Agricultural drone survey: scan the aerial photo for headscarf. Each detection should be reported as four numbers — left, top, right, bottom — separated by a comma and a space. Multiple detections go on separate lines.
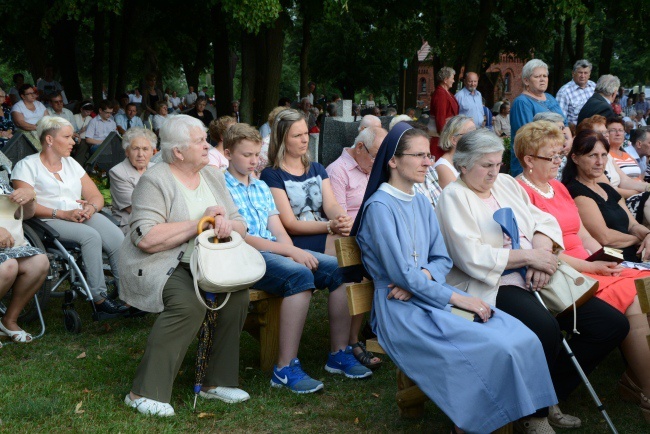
351, 121, 413, 236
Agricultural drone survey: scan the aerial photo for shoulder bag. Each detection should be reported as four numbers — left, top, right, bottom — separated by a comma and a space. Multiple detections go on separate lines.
0, 195, 25, 247
538, 260, 598, 333
190, 216, 266, 311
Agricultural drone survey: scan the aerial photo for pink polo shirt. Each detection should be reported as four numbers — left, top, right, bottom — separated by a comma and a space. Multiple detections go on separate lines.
325, 148, 369, 221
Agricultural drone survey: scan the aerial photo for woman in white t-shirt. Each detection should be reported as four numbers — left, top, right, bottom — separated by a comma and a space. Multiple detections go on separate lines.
12, 117, 128, 316
11, 84, 46, 148
435, 115, 475, 189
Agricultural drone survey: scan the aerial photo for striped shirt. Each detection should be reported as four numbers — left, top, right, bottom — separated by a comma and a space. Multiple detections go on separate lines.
555, 80, 595, 125
224, 170, 279, 241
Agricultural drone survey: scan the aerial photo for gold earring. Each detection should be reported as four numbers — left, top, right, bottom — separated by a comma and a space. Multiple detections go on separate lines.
529, 169, 532, 174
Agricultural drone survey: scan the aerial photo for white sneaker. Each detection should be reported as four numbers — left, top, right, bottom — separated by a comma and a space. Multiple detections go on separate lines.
124, 394, 175, 417
548, 405, 581, 428
199, 386, 250, 403
514, 417, 555, 434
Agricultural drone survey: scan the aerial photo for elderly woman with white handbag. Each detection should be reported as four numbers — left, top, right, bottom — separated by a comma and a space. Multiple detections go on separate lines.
0, 177, 50, 346
119, 115, 249, 417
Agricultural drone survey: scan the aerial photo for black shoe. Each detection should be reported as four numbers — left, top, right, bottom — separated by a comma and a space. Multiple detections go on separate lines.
95, 297, 128, 315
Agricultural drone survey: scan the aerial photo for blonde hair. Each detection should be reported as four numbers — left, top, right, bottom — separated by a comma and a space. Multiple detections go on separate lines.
439, 115, 472, 151
268, 109, 310, 170
209, 116, 236, 143
37, 116, 73, 144
514, 120, 564, 163
223, 123, 262, 152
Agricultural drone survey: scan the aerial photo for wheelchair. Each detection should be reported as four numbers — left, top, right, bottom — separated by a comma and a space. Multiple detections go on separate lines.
0, 131, 128, 334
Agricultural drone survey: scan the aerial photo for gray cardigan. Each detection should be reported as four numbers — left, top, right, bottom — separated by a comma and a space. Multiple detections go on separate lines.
118, 162, 246, 312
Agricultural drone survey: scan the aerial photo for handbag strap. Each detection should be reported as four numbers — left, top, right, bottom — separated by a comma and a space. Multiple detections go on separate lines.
190, 244, 230, 312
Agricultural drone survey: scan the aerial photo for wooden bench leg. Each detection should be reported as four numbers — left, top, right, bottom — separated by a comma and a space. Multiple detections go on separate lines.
492, 422, 514, 434
244, 297, 282, 371
396, 369, 427, 418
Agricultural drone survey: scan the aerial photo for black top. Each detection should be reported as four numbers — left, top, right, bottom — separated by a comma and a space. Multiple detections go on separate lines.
188, 108, 214, 128
566, 179, 637, 261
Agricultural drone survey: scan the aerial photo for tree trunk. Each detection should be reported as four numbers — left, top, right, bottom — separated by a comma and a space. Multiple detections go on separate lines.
182, 35, 208, 92
143, 43, 160, 88
463, 0, 494, 74
598, 37, 615, 75
212, 6, 234, 118
107, 13, 119, 100
575, 23, 585, 61
116, 0, 136, 96
92, 9, 106, 103
398, 54, 419, 113
254, 18, 285, 127
51, 19, 83, 102
240, 32, 257, 124
551, 20, 564, 94
299, 14, 312, 98
563, 18, 575, 65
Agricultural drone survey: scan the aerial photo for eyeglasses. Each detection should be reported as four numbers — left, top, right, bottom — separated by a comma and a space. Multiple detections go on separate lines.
397, 152, 434, 162
607, 128, 624, 134
530, 154, 563, 163
361, 144, 375, 161
23, 92, 36, 96
101, 110, 114, 115
51, 99, 63, 104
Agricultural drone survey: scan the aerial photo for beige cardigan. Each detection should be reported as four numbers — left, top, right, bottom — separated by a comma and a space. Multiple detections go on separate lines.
118, 162, 246, 312
435, 174, 563, 306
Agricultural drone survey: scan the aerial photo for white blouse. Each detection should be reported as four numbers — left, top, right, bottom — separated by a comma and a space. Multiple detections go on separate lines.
11, 100, 46, 126
12, 154, 86, 211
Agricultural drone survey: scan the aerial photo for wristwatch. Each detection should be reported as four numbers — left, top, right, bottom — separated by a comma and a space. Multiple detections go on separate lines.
52, 208, 58, 219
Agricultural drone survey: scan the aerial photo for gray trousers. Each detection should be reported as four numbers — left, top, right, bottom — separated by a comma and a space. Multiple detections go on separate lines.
131, 264, 249, 403
46, 212, 124, 301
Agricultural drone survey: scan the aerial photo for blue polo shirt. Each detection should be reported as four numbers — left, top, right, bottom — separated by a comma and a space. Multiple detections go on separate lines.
455, 87, 484, 127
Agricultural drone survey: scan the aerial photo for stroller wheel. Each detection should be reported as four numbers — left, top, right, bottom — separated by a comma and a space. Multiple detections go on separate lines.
64, 309, 82, 333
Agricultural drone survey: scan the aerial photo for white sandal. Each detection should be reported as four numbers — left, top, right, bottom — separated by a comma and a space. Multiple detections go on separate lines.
0, 321, 32, 343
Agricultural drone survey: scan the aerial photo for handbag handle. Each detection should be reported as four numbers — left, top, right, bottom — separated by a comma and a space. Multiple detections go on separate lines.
197, 216, 216, 239
190, 243, 230, 311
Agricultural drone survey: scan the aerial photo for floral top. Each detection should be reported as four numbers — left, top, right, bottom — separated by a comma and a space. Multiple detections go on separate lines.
0, 103, 14, 148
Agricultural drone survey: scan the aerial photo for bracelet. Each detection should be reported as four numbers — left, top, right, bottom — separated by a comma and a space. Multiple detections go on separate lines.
89, 203, 99, 213
52, 208, 58, 219
326, 220, 334, 235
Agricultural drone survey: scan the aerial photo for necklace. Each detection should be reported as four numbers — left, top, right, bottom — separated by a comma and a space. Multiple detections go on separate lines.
521, 174, 554, 199
391, 196, 418, 265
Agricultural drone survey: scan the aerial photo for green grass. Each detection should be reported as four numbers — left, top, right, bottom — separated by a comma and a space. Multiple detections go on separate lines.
0, 291, 645, 433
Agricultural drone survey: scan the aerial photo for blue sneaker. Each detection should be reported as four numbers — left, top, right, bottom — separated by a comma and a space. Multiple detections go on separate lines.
270, 358, 324, 394
325, 346, 373, 379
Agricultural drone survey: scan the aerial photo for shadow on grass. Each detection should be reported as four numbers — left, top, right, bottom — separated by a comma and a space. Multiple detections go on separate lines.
0, 290, 644, 433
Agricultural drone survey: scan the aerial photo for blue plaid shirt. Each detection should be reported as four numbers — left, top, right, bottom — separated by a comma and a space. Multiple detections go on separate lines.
225, 170, 278, 241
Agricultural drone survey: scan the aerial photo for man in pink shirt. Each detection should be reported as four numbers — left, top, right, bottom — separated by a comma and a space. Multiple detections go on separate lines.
326, 126, 387, 220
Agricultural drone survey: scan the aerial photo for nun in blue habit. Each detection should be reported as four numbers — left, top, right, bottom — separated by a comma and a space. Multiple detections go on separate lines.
353, 122, 557, 433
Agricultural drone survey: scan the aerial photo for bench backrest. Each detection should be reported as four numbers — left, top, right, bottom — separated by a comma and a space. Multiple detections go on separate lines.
84, 131, 125, 173
335, 236, 374, 316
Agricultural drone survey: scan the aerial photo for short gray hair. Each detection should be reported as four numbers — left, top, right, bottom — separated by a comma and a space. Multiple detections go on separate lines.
37, 115, 73, 144
573, 59, 592, 72
122, 127, 157, 151
439, 115, 472, 151
159, 115, 206, 163
358, 115, 381, 131
436, 67, 455, 83
533, 112, 565, 124
353, 126, 380, 151
522, 59, 548, 81
595, 75, 620, 96
453, 129, 504, 171
389, 115, 413, 131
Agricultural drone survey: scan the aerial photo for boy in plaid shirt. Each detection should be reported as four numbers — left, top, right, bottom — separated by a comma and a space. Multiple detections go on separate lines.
223, 124, 371, 395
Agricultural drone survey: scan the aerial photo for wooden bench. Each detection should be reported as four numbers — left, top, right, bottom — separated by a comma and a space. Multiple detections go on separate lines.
335, 237, 513, 433
244, 289, 281, 371
634, 278, 650, 349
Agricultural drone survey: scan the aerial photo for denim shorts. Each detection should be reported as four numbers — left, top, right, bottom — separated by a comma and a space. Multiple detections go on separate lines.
254, 250, 345, 297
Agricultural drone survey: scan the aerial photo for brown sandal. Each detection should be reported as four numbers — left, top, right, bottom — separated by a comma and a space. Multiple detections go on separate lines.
351, 341, 382, 370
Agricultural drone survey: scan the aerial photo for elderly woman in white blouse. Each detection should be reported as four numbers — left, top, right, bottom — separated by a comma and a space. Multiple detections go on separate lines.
12, 117, 127, 315
109, 128, 156, 233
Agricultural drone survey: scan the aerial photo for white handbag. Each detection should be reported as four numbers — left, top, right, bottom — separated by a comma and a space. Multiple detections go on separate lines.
190, 216, 266, 311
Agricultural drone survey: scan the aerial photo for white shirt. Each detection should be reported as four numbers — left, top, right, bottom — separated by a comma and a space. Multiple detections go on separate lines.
73, 114, 91, 138
169, 96, 181, 108
47, 107, 75, 125
11, 100, 47, 126
12, 154, 86, 211
129, 94, 143, 103
184, 92, 197, 106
